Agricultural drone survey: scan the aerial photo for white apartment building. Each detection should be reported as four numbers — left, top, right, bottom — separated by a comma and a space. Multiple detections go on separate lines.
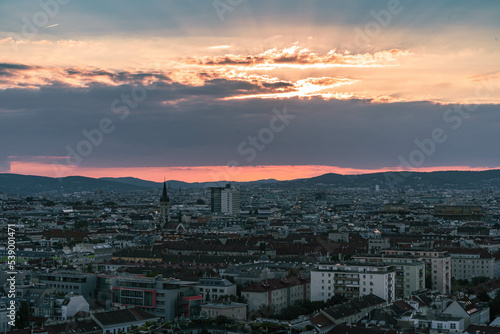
383, 250, 451, 294
353, 255, 425, 299
197, 278, 237, 302
221, 187, 240, 216
448, 248, 495, 281
310, 263, 395, 303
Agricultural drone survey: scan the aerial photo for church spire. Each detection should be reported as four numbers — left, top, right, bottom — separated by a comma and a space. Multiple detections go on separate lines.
160, 181, 169, 203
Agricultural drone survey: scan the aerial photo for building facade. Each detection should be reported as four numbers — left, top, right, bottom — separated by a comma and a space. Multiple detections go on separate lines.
241, 276, 310, 313
201, 302, 247, 320
353, 255, 425, 299
197, 278, 237, 302
448, 248, 495, 281
310, 263, 395, 303
211, 184, 240, 216
108, 274, 202, 321
368, 238, 391, 254
37, 271, 97, 301
383, 250, 451, 294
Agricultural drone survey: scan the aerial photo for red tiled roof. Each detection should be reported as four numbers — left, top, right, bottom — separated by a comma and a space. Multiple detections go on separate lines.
447, 248, 494, 258
310, 313, 334, 329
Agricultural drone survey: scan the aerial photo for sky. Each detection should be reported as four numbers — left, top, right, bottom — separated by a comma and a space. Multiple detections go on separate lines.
1, 0, 500, 182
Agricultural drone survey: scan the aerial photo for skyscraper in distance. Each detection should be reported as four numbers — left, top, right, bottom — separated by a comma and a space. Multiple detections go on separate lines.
210, 184, 240, 216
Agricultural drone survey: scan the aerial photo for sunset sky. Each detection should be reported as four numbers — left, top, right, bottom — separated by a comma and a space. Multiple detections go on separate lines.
1, 0, 500, 182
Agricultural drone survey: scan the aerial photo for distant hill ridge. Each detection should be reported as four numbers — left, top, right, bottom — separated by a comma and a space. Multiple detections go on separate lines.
1, 169, 500, 194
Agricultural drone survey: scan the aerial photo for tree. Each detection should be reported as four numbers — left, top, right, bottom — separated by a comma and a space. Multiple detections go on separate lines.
489, 291, 500, 319
472, 276, 489, 286
74, 220, 88, 230
275, 300, 326, 320
214, 315, 230, 326
326, 294, 347, 307
256, 304, 274, 318
14, 301, 30, 329
259, 242, 266, 253
479, 291, 491, 302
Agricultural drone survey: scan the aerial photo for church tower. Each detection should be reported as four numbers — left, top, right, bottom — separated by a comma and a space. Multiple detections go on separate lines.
159, 181, 171, 225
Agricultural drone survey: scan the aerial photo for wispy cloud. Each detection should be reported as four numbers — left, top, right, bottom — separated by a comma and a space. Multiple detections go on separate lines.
208, 45, 232, 49
186, 46, 411, 68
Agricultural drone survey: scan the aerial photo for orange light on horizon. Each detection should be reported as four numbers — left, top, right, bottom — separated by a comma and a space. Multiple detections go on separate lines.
5, 161, 499, 183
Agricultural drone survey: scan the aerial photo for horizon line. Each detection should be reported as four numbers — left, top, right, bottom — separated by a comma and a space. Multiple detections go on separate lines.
3, 164, 500, 183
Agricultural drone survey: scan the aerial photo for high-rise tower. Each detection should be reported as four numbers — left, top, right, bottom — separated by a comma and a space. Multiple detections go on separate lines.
210, 184, 240, 216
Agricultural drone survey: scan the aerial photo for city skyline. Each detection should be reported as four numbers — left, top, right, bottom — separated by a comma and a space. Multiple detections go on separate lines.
1, 0, 500, 182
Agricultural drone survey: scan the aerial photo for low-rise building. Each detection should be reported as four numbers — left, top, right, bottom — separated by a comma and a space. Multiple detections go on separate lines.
91, 308, 160, 334
368, 238, 391, 254
201, 302, 247, 320
442, 297, 490, 327
109, 274, 202, 320
60, 294, 90, 321
74, 243, 114, 262
36, 271, 97, 301
0, 298, 12, 333
241, 275, 310, 313
197, 277, 237, 302
310, 294, 386, 333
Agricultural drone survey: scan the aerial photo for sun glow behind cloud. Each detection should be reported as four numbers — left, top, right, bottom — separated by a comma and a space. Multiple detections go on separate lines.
0, 38, 498, 103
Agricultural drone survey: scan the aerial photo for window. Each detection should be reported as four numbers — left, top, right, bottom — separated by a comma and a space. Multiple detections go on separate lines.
450, 323, 456, 329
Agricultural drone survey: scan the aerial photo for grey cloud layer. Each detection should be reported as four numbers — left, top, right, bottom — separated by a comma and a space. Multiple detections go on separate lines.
1, 78, 500, 171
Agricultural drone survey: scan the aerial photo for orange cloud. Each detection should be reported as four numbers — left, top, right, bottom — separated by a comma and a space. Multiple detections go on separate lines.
223, 76, 356, 100
186, 45, 410, 68
0, 64, 168, 90
1, 40, 498, 104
